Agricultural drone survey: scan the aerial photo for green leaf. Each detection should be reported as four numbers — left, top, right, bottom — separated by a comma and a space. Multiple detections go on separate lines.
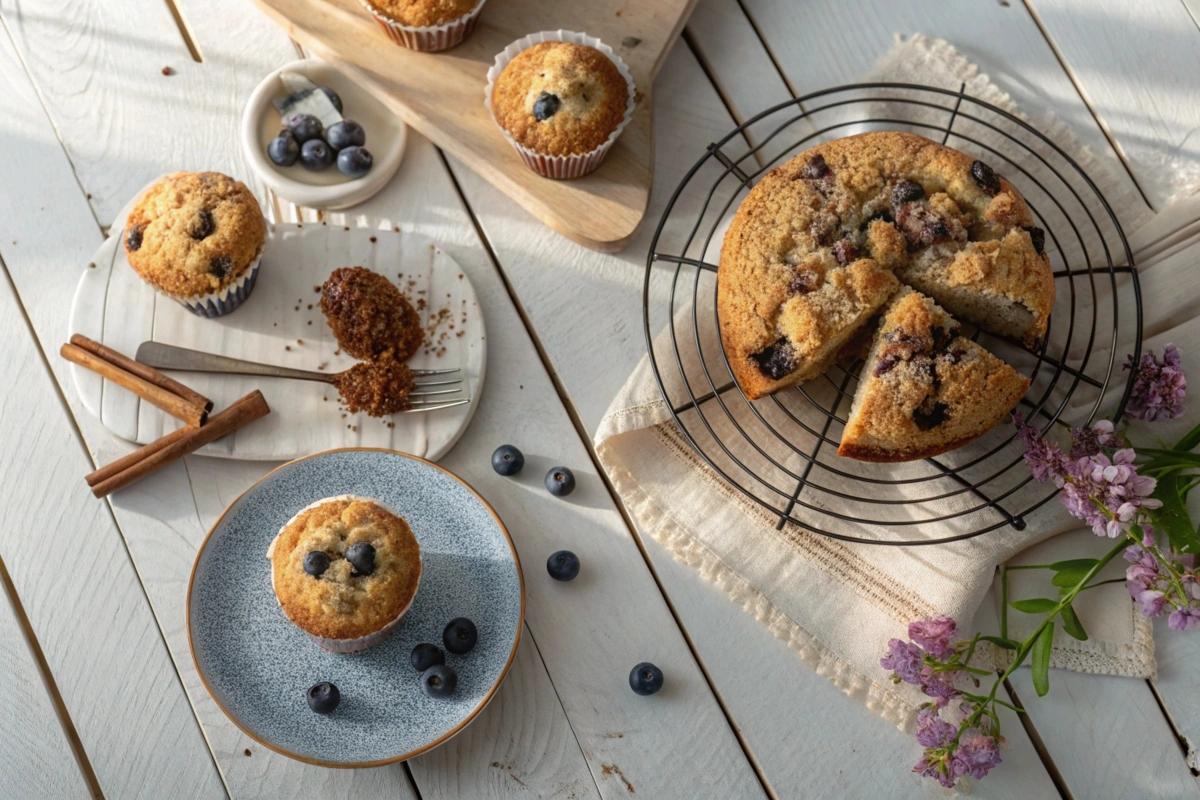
1060, 604, 1088, 641
1050, 558, 1100, 588
979, 635, 1020, 650
1172, 422, 1200, 453
1151, 473, 1200, 554
1011, 598, 1058, 614
1031, 623, 1054, 696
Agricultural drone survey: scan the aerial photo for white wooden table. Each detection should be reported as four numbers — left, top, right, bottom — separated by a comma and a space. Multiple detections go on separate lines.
3, 0, 1200, 797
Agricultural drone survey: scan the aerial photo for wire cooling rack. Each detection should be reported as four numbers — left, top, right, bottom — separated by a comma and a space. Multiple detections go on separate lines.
642, 82, 1142, 546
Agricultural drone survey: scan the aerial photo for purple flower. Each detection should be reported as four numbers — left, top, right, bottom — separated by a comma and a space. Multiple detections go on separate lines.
950, 731, 1003, 781
915, 708, 957, 748
1061, 449, 1160, 538
1136, 589, 1168, 617
1013, 413, 1067, 484
913, 751, 956, 789
908, 616, 958, 658
1069, 419, 1124, 459
918, 667, 961, 707
1125, 343, 1186, 421
1168, 607, 1200, 631
881, 638, 924, 685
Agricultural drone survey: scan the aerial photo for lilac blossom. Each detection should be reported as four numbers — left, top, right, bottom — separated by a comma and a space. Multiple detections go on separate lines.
1125, 343, 1186, 421
915, 708, 956, 748
1169, 607, 1200, 631
1069, 419, 1124, 459
1013, 412, 1067, 484
880, 639, 924, 685
908, 616, 957, 658
950, 731, 1003, 781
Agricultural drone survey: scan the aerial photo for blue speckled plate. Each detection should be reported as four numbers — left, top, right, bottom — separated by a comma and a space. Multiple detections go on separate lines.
188, 449, 524, 767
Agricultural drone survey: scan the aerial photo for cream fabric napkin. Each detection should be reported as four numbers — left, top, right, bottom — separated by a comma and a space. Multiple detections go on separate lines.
595, 35, 1179, 726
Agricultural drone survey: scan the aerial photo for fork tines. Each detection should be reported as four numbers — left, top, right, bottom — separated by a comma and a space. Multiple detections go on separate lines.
405, 397, 470, 413
406, 368, 466, 412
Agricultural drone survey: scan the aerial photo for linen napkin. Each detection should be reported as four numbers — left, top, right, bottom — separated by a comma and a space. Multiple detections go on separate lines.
595, 35, 1176, 726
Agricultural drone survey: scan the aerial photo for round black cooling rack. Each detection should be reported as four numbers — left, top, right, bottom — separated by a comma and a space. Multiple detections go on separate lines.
643, 82, 1142, 546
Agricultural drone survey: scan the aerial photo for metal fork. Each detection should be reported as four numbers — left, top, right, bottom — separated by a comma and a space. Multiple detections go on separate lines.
136, 342, 469, 412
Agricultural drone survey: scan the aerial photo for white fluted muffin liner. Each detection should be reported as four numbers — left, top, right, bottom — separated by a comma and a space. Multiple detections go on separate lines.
267, 495, 422, 654
360, 0, 485, 51
485, 30, 636, 179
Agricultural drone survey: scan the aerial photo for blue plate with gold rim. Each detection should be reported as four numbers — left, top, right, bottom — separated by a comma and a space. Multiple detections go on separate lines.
188, 448, 524, 766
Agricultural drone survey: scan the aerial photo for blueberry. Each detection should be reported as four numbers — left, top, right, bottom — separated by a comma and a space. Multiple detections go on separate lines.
300, 138, 333, 171
411, 643, 445, 672
287, 113, 324, 143
491, 444, 525, 476
267, 133, 300, 167
190, 209, 215, 240
750, 337, 797, 380
336, 146, 373, 179
346, 542, 376, 576
970, 159, 1001, 196
545, 467, 576, 497
125, 225, 144, 252
209, 255, 233, 278
890, 179, 924, 206
319, 86, 343, 114
532, 91, 561, 121
799, 154, 830, 180
303, 551, 330, 578
443, 617, 477, 655
547, 550, 580, 581
326, 120, 365, 151
421, 664, 458, 698
307, 681, 340, 714
629, 662, 663, 696
1024, 225, 1046, 255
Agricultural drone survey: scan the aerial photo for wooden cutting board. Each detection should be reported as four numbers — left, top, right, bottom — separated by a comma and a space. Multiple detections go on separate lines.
249, 0, 697, 252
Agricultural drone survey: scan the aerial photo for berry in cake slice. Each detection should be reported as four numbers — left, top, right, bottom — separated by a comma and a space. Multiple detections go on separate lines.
838, 287, 1030, 462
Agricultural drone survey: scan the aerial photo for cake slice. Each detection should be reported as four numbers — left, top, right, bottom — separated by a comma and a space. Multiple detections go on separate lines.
838, 288, 1030, 462
895, 227, 1054, 349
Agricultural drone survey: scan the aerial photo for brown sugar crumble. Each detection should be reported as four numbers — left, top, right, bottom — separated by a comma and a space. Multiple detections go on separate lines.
370, 236, 377, 243
162, 66, 174, 76
320, 267, 423, 361
333, 353, 415, 417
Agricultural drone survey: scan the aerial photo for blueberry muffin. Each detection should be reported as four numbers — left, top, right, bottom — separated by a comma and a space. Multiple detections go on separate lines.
267, 496, 422, 654
838, 288, 1030, 462
719, 131, 1053, 402
361, 0, 484, 51
123, 172, 266, 317
319, 266, 423, 361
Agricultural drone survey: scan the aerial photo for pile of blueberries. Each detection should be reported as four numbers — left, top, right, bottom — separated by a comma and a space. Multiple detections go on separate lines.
307, 617, 480, 714
268, 89, 373, 179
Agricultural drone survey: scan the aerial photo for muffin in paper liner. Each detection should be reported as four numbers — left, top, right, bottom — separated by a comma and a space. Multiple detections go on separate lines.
359, 0, 485, 52
175, 248, 263, 318
267, 495, 422, 654
485, 30, 637, 180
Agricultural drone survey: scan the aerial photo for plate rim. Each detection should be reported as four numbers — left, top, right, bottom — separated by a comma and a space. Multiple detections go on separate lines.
186, 447, 526, 768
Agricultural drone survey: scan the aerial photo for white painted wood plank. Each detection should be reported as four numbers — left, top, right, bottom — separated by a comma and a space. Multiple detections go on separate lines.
1010, 667, 1200, 799
711, 0, 1152, 228
0, 575, 93, 800
183, 131, 764, 799
1, 0, 296, 226
448, 38, 1060, 798
0, 270, 225, 798
1150, 614, 1200, 773
1025, 0, 1200, 209
0, 22, 227, 800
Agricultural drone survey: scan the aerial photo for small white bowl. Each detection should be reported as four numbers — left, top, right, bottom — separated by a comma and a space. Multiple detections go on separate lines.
241, 59, 406, 210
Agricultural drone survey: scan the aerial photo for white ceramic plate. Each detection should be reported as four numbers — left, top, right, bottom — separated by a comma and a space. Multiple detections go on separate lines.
69, 193, 485, 461
242, 58, 406, 210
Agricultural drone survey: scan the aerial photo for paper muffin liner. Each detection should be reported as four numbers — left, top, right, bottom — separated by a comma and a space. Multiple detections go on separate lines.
359, 0, 485, 52
267, 495, 422, 655
175, 249, 263, 319
485, 30, 637, 180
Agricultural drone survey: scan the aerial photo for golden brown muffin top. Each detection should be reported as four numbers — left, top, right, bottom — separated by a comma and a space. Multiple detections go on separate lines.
366, 0, 476, 27
124, 171, 266, 299
491, 42, 628, 156
320, 267, 423, 361
269, 497, 421, 641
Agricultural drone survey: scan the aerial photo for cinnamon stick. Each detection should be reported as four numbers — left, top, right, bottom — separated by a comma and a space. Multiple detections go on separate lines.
70, 334, 213, 412
61, 343, 208, 426
85, 424, 198, 487
90, 391, 270, 498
